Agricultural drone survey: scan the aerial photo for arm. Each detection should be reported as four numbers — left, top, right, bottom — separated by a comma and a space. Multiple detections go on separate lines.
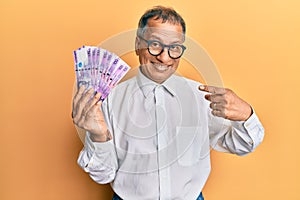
72, 85, 118, 183
199, 85, 264, 155
208, 109, 264, 155
77, 131, 118, 184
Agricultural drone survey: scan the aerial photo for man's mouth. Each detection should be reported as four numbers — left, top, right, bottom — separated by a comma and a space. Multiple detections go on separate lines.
151, 62, 169, 72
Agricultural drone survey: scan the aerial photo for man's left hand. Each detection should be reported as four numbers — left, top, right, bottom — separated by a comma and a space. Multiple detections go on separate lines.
199, 85, 252, 121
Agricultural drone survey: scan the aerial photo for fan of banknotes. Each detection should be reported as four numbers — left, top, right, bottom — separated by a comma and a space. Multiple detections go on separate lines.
73, 46, 131, 101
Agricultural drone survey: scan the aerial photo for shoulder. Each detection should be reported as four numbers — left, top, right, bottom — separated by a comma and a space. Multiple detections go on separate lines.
112, 76, 138, 91
172, 74, 204, 91
104, 76, 138, 104
172, 75, 209, 105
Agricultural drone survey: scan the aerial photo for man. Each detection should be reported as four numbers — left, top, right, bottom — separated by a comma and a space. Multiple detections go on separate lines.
72, 6, 264, 200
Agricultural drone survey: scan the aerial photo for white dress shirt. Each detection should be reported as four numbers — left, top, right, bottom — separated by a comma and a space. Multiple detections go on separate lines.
77, 68, 264, 200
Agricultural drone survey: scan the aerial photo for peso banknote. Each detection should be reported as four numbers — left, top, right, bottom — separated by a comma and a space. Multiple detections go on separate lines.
73, 46, 131, 101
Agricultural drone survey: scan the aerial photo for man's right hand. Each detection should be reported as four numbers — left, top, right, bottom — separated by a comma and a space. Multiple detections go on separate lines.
72, 85, 112, 142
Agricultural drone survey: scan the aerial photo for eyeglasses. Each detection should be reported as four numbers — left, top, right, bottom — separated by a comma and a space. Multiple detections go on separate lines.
139, 36, 186, 59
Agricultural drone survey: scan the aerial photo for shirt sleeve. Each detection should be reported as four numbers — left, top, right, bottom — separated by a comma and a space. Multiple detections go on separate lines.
77, 99, 118, 184
77, 132, 118, 184
209, 109, 265, 156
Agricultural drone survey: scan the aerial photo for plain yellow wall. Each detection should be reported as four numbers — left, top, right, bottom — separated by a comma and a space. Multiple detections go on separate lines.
1, 0, 299, 199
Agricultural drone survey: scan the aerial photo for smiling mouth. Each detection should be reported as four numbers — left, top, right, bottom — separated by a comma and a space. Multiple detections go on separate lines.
151, 62, 169, 72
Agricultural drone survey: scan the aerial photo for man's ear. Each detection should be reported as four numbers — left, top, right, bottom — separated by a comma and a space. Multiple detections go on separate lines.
135, 36, 140, 56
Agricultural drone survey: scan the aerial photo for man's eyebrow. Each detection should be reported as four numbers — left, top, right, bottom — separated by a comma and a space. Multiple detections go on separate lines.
149, 34, 183, 44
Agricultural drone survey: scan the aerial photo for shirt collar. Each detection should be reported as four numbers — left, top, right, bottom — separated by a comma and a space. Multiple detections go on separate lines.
136, 67, 177, 98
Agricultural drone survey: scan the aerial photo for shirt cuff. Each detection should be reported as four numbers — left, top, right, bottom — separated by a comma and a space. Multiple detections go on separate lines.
243, 110, 261, 131
85, 131, 114, 153
231, 110, 264, 148
230, 109, 260, 129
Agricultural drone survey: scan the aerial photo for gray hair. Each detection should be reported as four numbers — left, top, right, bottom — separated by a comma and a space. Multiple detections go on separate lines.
137, 6, 186, 40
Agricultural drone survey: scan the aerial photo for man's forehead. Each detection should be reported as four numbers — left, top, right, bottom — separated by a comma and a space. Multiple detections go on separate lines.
143, 20, 184, 41
147, 18, 182, 32
145, 27, 182, 35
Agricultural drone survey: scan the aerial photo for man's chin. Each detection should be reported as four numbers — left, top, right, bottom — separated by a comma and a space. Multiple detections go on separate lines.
151, 74, 172, 83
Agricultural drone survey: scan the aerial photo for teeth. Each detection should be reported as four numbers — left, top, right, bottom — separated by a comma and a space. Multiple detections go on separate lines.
154, 64, 168, 71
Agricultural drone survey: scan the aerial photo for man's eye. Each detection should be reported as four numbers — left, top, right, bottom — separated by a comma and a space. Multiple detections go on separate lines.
150, 41, 161, 48
170, 45, 182, 51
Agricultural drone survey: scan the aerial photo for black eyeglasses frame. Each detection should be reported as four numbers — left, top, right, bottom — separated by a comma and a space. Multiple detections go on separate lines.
138, 36, 186, 59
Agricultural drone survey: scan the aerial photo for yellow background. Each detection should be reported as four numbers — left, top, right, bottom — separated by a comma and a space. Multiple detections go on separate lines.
1, 0, 299, 199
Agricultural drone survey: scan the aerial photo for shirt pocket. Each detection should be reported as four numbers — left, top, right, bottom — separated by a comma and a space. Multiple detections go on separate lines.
176, 126, 209, 166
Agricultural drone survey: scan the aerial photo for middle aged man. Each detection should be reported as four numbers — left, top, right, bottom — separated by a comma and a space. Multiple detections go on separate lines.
72, 6, 264, 200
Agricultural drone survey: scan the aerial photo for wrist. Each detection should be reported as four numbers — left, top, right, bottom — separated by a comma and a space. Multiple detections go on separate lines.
242, 105, 253, 121
90, 129, 112, 142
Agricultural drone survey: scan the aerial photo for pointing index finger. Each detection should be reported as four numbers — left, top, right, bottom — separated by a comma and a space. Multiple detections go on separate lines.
198, 85, 226, 94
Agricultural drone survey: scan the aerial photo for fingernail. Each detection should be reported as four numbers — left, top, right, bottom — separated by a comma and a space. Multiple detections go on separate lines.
199, 85, 205, 90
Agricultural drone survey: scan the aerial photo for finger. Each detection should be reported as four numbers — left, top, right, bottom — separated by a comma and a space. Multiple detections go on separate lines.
199, 85, 226, 94
210, 101, 226, 111
96, 99, 103, 106
204, 94, 223, 102
212, 108, 230, 119
211, 109, 224, 118
73, 88, 95, 121
74, 85, 86, 104
80, 102, 103, 129
81, 92, 102, 116
88, 103, 102, 117
210, 102, 221, 110
204, 94, 227, 103
72, 85, 86, 118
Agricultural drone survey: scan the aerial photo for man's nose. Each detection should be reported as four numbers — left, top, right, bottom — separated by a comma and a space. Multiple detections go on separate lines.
156, 47, 172, 63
